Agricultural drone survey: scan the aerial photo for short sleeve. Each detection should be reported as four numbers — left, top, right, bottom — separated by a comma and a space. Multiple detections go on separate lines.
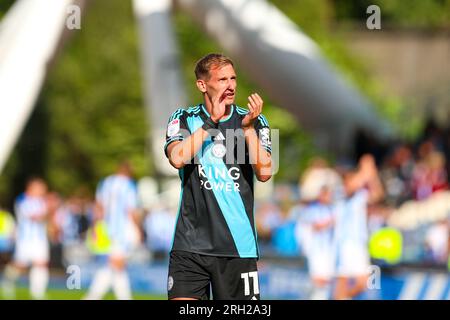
254, 114, 272, 154
164, 108, 189, 157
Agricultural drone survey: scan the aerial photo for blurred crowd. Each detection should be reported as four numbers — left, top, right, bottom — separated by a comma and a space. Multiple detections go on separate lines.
0, 178, 177, 268
256, 120, 450, 271
379, 120, 450, 206
0, 121, 449, 273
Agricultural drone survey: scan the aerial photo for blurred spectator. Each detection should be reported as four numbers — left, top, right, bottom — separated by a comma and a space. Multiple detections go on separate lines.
84, 161, 141, 300
334, 154, 384, 300
1, 177, 50, 300
427, 152, 449, 193
255, 200, 284, 246
144, 205, 176, 258
411, 151, 447, 200
46, 192, 62, 245
54, 195, 91, 245
296, 164, 338, 300
380, 144, 414, 206
424, 219, 449, 265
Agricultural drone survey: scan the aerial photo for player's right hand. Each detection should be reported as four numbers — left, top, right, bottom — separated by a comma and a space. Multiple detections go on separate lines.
210, 88, 228, 122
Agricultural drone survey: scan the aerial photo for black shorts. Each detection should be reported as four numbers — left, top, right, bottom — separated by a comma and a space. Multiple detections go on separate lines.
167, 250, 260, 300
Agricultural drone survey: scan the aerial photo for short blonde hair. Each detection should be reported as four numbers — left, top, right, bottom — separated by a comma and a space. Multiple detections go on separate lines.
194, 53, 234, 80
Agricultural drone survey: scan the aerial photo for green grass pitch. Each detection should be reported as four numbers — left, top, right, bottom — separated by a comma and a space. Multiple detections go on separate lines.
1, 287, 166, 300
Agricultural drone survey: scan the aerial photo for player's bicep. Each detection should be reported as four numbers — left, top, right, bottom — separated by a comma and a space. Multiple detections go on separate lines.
164, 109, 189, 158
166, 140, 183, 165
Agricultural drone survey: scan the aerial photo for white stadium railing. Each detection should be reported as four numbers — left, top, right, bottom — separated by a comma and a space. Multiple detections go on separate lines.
0, 0, 74, 173
132, 0, 188, 176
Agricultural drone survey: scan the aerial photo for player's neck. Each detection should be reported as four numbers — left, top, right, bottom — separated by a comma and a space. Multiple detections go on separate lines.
116, 172, 130, 178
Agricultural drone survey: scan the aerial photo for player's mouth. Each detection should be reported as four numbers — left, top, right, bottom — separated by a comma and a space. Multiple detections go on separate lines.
225, 92, 235, 99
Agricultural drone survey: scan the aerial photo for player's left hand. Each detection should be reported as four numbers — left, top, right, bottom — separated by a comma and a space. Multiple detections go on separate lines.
242, 93, 263, 129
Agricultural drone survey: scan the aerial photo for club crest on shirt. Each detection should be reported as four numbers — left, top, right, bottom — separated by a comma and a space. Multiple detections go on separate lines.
212, 143, 227, 158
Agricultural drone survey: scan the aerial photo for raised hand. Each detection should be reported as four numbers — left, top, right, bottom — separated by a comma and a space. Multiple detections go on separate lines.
210, 88, 228, 122
360, 154, 377, 179
242, 93, 263, 129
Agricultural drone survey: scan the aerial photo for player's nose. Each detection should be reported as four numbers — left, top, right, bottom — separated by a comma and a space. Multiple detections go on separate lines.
227, 81, 236, 91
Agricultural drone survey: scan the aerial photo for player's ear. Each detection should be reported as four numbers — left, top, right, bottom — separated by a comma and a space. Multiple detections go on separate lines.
196, 79, 207, 93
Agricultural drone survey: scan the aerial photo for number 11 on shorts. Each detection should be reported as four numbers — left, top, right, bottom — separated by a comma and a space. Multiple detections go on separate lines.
241, 271, 259, 296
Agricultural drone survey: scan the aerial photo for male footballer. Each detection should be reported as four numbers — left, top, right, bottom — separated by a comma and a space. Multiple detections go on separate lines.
164, 53, 272, 300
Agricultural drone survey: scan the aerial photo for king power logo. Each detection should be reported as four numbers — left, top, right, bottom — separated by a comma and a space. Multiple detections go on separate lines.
198, 165, 241, 192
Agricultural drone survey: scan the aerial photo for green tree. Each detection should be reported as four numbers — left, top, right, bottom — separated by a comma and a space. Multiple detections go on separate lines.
0, 0, 149, 204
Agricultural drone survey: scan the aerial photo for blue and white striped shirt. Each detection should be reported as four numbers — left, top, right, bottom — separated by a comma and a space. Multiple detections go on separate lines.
15, 193, 48, 243
299, 202, 335, 257
334, 189, 369, 246
96, 174, 138, 239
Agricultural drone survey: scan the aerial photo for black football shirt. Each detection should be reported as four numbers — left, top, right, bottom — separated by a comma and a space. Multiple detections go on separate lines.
164, 104, 271, 258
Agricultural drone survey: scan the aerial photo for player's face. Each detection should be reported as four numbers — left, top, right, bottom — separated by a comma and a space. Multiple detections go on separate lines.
205, 64, 237, 105
28, 180, 47, 197
36, 181, 48, 197
318, 188, 332, 204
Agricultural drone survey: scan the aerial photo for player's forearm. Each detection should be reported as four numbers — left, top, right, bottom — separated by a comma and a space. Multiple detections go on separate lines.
129, 208, 141, 226
312, 217, 334, 231
243, 127, 272, 182
168, 127, 210, 169
368, 173, 384, 204
347, 166, 371, 195
129, 209, 143, 242
31, 213, 47, 222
